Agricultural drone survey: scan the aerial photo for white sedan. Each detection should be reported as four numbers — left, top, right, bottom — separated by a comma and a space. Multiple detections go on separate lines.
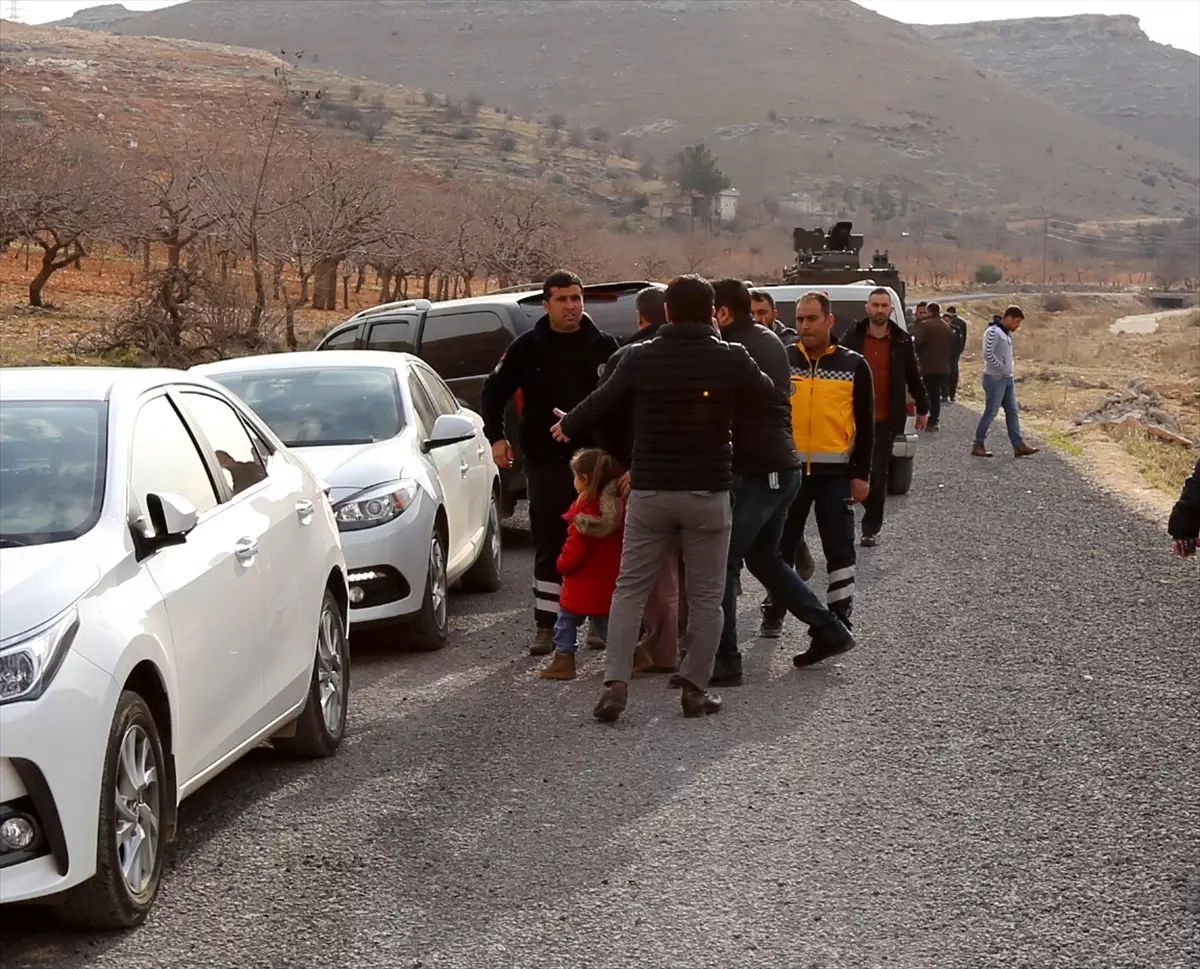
193, 351, 503, 650
0, 366, 349, 928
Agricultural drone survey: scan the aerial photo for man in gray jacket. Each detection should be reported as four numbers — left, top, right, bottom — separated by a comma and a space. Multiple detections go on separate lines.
972, 305, 1038, 458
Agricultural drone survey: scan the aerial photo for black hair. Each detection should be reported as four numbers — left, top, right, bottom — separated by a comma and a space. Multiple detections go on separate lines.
634, 286, 666, 328
543, 270, 583, 301
797, 291, 831, 316
925, 301, 941, 317
664, 274, 714, 324
915, 300, 928, 310
869, 287, 892, 301
1003, 304, 1025, 321
712, 277, 753, 317
750, 289, 776, 309
946, 305, 957, 314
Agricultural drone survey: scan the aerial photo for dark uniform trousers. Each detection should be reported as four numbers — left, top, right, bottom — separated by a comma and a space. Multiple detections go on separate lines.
525, 458, 578, 628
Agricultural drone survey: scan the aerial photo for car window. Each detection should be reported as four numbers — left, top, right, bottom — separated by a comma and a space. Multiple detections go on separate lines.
407, 372, 441, 436
415, 365, 460, 416
0, 401, 108, 546
365, 317, 416, 353
418, 309, 511, 378
130, 395, 218, 521
320, 324, 360, 350
178, 392, 268, 498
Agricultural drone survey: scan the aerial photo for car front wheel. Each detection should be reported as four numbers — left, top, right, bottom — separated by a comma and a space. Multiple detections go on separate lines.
406, 525, 449, 651
55, 691, 167, 929
274, 589, 349, 759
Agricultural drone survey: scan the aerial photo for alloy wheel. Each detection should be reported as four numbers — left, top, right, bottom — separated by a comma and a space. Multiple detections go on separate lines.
430, 533, 448, 630
114, 724, 161, 897
316, 599, 346, 734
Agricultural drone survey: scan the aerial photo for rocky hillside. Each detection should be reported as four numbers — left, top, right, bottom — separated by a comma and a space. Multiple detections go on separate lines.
44, 3, 141, 32
918, 15, 1200, 162
71, 0, 1200, 220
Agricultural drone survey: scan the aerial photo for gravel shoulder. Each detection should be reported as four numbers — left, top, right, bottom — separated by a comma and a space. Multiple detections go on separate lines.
2, 404, 1197, 969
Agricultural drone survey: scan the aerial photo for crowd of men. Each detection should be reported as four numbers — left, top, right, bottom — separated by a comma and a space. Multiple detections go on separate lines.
477, 270, 1091, 721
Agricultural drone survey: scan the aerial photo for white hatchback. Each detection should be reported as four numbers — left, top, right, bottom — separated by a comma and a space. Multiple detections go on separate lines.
0, 367, 348, 928
193, 352, 503, 650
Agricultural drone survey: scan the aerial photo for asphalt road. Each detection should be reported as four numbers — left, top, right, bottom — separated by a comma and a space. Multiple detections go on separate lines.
3, 405, 1197, 969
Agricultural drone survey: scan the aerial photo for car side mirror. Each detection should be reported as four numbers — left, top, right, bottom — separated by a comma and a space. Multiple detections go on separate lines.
422, 414, 476, 453
148, 492, 198, 539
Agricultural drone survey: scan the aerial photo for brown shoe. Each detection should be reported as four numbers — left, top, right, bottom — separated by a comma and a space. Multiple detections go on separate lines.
530, 627, 555, 656
539, 651, 576, 680
971, 444, 994, 458
680, 686, 723, 718
593, 684, 627, 723
1014, 443, 1039, 457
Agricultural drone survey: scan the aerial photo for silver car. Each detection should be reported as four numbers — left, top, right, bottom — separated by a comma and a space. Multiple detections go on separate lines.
194, 352, 503, 649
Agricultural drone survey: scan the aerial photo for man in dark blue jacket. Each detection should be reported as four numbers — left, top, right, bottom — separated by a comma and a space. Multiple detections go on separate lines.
480, 271, 620, 655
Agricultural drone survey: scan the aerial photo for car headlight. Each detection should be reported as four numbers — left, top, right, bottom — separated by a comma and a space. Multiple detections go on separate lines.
0, 607, 80, 705
334, 480, 419, 531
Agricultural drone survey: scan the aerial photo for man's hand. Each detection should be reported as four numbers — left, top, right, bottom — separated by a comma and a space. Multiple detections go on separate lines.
617, 471, 632, 498
850, 478, 870, 504
915, 414, 929, 431
1174, 538, 1197, 558
491, 440, 514, 469
550, 421, 571, 444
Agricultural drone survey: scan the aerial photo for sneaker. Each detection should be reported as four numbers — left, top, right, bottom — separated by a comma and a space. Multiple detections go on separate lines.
530, 627, 555, 656
759, 615, 784, 639
860, 534, 879, 548
793, 621, 856, 668
539, 651, 576, 680
1014, 443, 1040, 457
971, 444, 993, 457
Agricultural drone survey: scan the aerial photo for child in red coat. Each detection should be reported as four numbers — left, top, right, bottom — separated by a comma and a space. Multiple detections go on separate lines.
540, 448, 628, 680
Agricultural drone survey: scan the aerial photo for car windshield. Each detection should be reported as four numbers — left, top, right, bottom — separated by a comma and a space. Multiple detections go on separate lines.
0, 401, 108, 547
209, 367, 404, 447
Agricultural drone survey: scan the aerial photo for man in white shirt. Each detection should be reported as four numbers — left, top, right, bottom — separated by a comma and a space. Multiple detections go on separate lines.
972, 305, 1039, 458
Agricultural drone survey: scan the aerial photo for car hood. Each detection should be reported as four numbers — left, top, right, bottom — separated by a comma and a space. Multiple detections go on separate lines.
0, 543, 100, 641
291, 439, 409, 502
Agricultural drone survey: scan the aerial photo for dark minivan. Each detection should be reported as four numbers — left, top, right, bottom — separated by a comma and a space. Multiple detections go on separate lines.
314, 281, 661, 515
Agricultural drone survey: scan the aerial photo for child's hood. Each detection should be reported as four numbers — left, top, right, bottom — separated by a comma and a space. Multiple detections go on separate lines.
566, 480, 624, 538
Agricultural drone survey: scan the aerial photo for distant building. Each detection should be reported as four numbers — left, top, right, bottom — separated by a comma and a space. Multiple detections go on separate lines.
714, 187, 739, 224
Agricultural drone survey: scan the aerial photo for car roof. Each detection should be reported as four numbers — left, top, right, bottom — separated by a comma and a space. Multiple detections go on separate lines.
191, 350, 418, 376
753, 283, 903, 301
0, 365, 207, 402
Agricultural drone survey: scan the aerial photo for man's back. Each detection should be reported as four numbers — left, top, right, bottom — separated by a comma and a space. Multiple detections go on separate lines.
720, 318, 800, 475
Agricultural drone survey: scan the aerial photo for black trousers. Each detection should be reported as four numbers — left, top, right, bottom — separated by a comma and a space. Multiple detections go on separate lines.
861, 422, 894, 538
948, 355, 961, 400
525, 458, 577, 628
925, 374, 948, 427
764, 473, 856, 629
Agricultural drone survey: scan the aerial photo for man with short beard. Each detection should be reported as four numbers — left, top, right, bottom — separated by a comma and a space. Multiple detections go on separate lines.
751, 289, 797, 342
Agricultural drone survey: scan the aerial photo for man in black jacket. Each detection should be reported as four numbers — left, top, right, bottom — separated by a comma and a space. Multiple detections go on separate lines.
1168, 457, 1200, 558
480, 270, 620, 654
552, 275, 776, 722
841, 288, 930, 546
751, 289, 797, 343
712, 279, 854, 684
945, 305, 968, 402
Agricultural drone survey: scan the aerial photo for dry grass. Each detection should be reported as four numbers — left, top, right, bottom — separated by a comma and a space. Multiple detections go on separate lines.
1120, 437, 1200, 496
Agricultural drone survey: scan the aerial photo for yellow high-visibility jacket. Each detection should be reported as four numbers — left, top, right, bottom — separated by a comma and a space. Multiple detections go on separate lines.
786, 340, 875, 479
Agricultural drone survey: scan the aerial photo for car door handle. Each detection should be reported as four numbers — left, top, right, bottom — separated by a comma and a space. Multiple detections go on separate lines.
476, 444, 486, 459
234, 537, 258, 561
296, 498, 315, 524
459, 461, 469, 478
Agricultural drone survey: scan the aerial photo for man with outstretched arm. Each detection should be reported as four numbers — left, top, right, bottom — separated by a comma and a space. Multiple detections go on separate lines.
480, 270, 619, 655
552, 275, 776, 723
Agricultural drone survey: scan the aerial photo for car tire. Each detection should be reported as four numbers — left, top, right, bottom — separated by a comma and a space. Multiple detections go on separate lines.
54, 691, 168, 930
273, 589, 349, 759
406, 524, 449, 651
888, 456, 914, 496
459, 488, 503, 593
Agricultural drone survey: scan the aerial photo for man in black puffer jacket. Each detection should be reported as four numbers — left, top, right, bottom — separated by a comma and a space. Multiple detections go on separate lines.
1168, 457, 1200, 558
554, 275, 775, 723
710, 279, 854, 685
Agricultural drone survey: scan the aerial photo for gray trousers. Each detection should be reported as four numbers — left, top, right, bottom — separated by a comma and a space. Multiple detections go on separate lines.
604, 489, 732, 689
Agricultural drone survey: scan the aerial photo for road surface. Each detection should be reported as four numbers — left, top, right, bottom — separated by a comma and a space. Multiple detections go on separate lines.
3, 405, 1197, 969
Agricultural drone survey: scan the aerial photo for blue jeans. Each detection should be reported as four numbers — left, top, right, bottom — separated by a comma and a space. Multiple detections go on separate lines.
553, 609, 607, 654
974, 373, 1025, 450
718, 469, 840, 657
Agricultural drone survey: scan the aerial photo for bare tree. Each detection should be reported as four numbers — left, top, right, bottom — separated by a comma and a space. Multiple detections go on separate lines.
0, 126, 126, 306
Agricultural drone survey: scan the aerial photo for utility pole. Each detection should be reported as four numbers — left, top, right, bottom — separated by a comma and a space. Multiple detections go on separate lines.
1042, 215, 1048, 286
5, 0, 20, 23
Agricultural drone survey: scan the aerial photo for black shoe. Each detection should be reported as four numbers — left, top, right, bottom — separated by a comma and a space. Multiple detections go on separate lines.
860, 534, 879, 548
593, 687, 627, 723
793, 621, 856, 668
927, 424, 940, 432
681, 687, 723, 718
758, 615, 784, 638
709, 654, 744, 686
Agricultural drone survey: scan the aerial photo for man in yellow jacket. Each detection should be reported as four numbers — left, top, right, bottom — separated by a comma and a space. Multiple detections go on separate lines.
761, 292, 874, 660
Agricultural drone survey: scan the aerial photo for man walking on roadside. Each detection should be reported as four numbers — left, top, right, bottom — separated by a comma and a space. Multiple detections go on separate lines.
972, 305, 1039, 459
913, 300, 954, 431
710, 280, 855, 683
552, 275, 777, 722
842, 288, 929, 547
760, 292, 874, 646
481, 271, 620, 655
751, 289, 797, 342
1168, 457, 1199, 558
945, 305, 968, 402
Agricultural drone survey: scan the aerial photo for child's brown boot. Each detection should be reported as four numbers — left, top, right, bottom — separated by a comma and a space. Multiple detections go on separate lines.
539, 651, 577, 680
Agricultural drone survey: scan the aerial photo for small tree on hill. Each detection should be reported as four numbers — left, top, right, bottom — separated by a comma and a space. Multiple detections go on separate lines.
974, 263, 1002, 284
671, 143, 731, 227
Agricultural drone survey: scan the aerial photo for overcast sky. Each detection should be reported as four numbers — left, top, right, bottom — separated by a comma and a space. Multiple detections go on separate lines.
12, 0, 1200, 54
